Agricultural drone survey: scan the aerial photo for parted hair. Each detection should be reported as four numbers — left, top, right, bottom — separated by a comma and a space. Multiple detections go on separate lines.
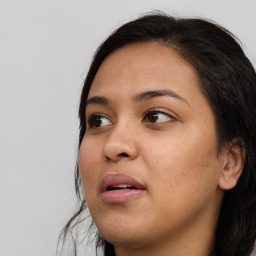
59, 12, 256, 256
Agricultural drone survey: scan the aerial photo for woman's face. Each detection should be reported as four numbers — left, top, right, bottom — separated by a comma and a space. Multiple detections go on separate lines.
79, 42, 225, 252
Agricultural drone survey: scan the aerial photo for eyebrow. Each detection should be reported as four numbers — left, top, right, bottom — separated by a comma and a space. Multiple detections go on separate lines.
86, 89, 190, 107
86, 96, 110, 106
132, 89, 190, 106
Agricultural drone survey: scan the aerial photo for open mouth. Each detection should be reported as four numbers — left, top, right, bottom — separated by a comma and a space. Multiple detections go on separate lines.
101, 173, 146, 202
107, 184, 138, 191
101, 173, 145, 193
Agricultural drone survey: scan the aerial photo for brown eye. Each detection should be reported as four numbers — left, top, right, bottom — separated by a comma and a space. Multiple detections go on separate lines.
147, 112, 159, 123
88, 115, 112, 128
144, 110, 173, 123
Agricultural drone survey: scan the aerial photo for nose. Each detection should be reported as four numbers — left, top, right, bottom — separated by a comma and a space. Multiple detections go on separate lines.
102, 124, 139, 162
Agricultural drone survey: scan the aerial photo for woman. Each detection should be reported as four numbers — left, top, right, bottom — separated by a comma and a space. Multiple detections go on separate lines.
60, 13, 256, 256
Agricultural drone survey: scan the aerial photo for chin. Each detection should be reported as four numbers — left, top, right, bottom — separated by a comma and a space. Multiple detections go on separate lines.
95, 217, 151, 248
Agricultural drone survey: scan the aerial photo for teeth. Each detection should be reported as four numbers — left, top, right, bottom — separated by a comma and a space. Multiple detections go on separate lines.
107, 184, 136, 191
115, 184, 132, 188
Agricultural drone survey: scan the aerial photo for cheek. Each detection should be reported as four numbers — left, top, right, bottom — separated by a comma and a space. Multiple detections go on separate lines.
143, 128, 221, 202
79, 137, 102, 198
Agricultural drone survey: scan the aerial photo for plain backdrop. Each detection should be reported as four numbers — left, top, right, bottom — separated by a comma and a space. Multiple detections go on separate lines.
1, 1, 256, 256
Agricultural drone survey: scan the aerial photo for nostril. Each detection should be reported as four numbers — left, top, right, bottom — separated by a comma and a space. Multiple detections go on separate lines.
104, 155, 111, 162
118, 152, 129, 157
103, 152, 130, 162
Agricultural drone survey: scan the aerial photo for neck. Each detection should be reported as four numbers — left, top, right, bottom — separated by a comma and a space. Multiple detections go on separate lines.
114, 232, 214, 256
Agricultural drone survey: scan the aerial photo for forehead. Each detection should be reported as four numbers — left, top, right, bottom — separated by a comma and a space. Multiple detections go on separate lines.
88, 42, 202, 104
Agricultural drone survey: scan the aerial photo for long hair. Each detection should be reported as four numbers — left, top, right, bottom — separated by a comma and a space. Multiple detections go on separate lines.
59, 12, 256, 256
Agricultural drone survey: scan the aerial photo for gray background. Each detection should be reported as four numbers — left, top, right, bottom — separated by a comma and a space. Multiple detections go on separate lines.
1, 0, 256, 255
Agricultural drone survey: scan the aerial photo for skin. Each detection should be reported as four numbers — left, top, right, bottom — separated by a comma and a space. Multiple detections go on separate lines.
79, 42, 244, 256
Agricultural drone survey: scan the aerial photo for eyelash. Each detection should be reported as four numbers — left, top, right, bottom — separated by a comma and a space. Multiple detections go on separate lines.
86, 109, 175, 129
143, 109, 175, 124
87, 113, 112, 129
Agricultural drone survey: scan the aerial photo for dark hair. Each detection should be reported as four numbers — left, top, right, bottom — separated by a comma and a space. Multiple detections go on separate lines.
59, 12, 256, 256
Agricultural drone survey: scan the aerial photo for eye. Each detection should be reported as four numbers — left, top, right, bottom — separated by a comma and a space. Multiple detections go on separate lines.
143, 110, 174, 124
87, 114, 112, 128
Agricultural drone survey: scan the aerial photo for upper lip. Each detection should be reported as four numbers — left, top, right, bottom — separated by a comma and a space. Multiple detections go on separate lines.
100, 173, 146, 192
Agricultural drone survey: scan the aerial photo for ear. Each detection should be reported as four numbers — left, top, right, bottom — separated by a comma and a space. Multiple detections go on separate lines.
218, 140, 245, 190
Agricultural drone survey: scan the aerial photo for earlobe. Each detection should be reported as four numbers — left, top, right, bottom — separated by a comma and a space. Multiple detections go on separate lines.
218, 140, 245, 190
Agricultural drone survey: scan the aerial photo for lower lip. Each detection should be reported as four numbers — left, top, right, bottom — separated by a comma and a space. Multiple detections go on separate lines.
102, 189, 145, 203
